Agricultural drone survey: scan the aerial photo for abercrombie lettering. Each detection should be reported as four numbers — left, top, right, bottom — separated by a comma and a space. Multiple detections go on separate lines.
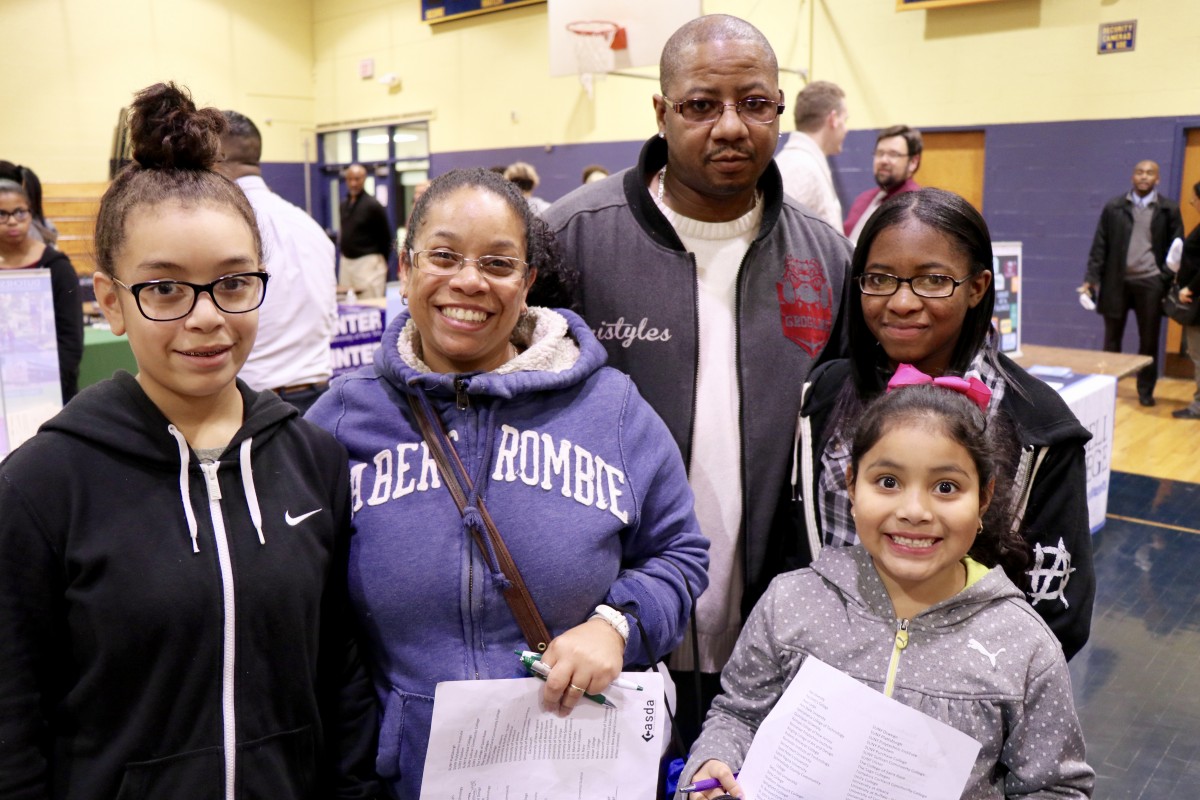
351, 424, 629, 524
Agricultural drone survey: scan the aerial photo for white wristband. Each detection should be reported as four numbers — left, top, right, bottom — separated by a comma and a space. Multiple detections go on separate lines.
590, 604, 630, 644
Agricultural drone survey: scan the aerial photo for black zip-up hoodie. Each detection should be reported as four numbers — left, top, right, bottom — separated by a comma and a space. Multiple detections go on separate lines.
0, 371, 379, 800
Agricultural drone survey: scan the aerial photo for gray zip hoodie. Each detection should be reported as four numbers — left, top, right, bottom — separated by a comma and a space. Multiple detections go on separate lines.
683, 546, 1094, 798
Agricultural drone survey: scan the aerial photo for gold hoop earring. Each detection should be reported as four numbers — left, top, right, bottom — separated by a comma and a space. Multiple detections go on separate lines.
976, 519, 984, 535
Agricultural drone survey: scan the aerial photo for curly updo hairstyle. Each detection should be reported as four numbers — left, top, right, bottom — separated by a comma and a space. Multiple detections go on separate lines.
94, 82, 262, 277
847, 383, 1032, 587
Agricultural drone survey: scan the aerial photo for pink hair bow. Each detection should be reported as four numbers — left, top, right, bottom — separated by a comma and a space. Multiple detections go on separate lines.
886, 363, 992, 412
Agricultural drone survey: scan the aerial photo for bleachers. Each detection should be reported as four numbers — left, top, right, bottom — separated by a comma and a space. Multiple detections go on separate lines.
44, 182, 106, 276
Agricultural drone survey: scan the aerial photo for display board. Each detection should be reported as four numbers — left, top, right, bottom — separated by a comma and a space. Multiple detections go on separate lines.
1026, 369, 1116, 533
422, 0, 545, 25
0, 270, 63, 458
992, 241, 1021, 354
333, 304, 386, 377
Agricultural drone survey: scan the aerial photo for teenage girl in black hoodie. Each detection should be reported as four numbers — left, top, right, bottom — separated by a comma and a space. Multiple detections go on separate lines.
0, 83, 379, 800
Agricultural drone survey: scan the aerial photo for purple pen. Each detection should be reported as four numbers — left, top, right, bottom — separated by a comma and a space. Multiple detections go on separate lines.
678, 773, 738, 793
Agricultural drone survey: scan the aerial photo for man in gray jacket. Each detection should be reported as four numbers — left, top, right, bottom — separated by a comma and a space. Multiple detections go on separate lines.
544, 14, 853, 745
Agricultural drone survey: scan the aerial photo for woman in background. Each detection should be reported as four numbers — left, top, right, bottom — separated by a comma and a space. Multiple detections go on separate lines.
1170, 179, 1200, 420
504, 160, 552, 214
0, 160, 58, 245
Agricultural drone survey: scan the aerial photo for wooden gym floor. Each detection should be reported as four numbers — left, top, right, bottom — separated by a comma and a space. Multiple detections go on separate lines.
1069, 376, 1200, 798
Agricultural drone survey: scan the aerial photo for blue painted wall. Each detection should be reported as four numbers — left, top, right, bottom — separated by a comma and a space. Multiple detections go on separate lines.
832, 117, 1198, 352
280, 115, 1198, 358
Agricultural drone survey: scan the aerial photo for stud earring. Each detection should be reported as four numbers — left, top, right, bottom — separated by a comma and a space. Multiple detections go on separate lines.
658, 131, 665, 139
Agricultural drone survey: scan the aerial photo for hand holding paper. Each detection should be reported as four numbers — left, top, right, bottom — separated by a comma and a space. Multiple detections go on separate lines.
734, 657, 980, 800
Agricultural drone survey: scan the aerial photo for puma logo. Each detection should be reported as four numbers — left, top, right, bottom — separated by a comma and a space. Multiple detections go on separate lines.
284, 509, 321, 526
968, 638, 1006, 667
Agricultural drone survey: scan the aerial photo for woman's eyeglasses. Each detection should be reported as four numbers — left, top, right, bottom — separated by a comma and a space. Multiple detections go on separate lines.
0, 208, 31, 224
114, 272, 270, 321
857, 272, 972, 298
410, 249, 528, 282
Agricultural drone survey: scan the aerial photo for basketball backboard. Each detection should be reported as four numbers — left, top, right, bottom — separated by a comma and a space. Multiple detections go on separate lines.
547, 0, 701, 79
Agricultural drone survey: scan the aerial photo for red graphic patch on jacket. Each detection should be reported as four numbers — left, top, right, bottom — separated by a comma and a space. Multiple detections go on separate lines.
776, 256, 833, 356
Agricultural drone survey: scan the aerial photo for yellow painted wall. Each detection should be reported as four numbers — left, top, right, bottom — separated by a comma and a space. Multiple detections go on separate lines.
4, 0, 1199, 181
310, 0, 1200, 153
1, 0, 316, 182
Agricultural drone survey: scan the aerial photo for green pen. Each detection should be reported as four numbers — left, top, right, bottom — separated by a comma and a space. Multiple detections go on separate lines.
516, 650, 615, 708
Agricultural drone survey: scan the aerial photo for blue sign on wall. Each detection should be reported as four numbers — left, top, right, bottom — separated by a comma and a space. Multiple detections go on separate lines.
1098, 20, 1136, 54
422, 0, 544, 24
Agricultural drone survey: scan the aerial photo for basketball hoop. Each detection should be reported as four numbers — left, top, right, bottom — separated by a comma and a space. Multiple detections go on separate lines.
566, 20, 627, 98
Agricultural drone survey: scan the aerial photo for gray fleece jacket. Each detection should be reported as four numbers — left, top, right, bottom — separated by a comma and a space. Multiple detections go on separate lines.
683, 547, 1094, 798
545, 136, 854, 614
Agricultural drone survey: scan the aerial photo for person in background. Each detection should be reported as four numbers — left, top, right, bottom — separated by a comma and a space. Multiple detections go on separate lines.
682, 382, 1095, 799
793, 188, 1095, 659
216, 109, 337, 414
505, 161, 552, 214
306, 167, 709, 798
1170, 180, 1200, 419
0, 160, 58, 245
544, 14, 853, 748
1080, 160, 1184, 407
0, 82, 380, 800
842, 124, 922, 243
581, 163, 609, 184
774, 80, 848, 229
0, 178, 82, 402
412, 178, 431, 206
339, 163, 392, 299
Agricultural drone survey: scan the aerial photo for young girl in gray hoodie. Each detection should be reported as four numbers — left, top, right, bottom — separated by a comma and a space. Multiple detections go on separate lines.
682, 375, 1094, 799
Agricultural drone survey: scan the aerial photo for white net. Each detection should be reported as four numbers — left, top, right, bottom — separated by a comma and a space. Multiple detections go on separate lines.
568, 21, 620, 98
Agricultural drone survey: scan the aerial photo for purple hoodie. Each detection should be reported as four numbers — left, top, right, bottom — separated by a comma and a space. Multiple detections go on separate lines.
306, 307, 708, 798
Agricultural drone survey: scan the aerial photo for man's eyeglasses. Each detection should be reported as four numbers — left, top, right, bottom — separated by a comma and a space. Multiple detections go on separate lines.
0, 208, 31, 224
857, 272, 972, 298
114, 272, 270, 321
662, 94, 784, 126
873, 149, 911, 162
410, 249, 529, 282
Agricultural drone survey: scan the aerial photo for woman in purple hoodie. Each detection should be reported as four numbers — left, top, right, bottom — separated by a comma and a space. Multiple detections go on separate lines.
307, 167, 709, 798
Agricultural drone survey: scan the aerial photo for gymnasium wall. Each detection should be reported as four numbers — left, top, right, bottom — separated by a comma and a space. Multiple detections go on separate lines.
4, 0, 1199, 350
1, 0, 317, 182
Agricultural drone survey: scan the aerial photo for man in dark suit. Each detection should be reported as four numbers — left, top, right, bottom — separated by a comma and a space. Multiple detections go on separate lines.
1081, 160, 1184, 406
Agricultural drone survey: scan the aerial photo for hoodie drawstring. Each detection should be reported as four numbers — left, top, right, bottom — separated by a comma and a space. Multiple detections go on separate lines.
465, 404, 510, 591
416, 388, 510, 591
239, 438, 265, 545
168, 425, 200, 553
167, 427, 265, 551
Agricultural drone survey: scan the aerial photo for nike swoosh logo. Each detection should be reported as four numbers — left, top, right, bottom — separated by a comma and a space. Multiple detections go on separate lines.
285, 509, 322, 526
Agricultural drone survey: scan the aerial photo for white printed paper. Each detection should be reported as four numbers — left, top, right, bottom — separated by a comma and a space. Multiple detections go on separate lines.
420, 672, 664, 799
738, 657, 980, 800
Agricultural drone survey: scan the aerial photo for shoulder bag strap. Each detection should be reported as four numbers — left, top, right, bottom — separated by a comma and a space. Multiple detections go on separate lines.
406, 392, 552, 652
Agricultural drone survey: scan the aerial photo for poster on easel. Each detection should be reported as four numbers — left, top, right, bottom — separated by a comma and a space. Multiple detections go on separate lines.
0, 270, 63, 458
992, 241, 1022, 355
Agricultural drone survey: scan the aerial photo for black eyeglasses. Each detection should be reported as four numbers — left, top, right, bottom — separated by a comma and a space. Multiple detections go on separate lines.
857, 272, 972, 298
114, 272, 270, 321
0, 208, 31, 224
662, 93, 784, 126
